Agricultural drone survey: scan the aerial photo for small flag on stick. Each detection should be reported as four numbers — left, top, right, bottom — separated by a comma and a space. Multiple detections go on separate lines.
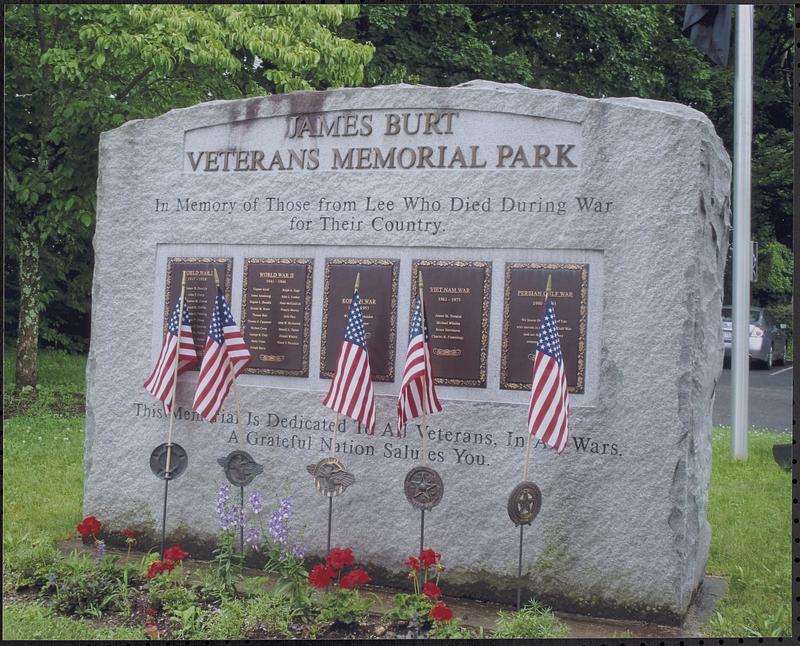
527, 287, 570, 453
192, 287, 251, 422
397, 285, 442, 431
322, 275, 376, 433
144, 294, 197, 413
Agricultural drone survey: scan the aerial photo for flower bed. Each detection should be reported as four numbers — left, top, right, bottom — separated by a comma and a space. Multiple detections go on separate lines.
3, 500, 568, 639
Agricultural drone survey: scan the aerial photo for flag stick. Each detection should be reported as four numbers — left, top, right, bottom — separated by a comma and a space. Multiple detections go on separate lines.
213, 267, 248, 553
160, 271, 187, 557
522, 274, 552, 482
164, 271, 187, 476
522, 434, 533, 481
418, 272, 429, 555
418, 272, 428, 465
332, 414, 340, 456
213, 268, 244, 435
331, 271, 359, 454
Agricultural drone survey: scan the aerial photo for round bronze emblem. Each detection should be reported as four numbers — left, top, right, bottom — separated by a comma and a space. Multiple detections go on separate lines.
404, 466, 444, 511
217, 450, 264, 487
507, 481, 542, 526
150, 443, 188, 480
306, 457, 355, 497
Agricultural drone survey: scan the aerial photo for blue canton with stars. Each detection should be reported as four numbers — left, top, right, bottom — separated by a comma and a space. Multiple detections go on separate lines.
536, 298, 563, 364
168, 298, 192, 335
343, 291, 368, 349
409, 294, 429, 341
208, 289, 237, 344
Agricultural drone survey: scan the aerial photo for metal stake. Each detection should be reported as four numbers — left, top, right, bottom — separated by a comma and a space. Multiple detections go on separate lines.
239, 485, 245, 554
517, 524, 524, 610
326, 497, 333, 554
160, 476, 170, 558
420, 509, 425, 556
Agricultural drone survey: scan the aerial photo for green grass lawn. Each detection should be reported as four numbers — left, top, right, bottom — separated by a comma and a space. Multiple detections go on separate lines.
1, 350, 792, 637
703, 427, 792, 636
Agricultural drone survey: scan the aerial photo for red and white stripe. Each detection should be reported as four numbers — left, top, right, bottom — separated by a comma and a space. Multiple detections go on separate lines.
143, 309, 196, 413
397, 331, 441, 431
192, 324, 251, 422
527, 350, 570, 453
322, 341, 375, 433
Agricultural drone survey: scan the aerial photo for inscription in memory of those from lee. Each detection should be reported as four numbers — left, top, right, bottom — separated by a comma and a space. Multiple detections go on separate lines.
412, 260, 491, 388
240, 259, 313, 377
500, 263, 589, 393
164, 257, 232, 360
320, 258, 399, 382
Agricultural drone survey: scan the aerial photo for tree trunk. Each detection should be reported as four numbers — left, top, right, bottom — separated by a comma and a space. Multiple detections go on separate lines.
15, 223, 40, 390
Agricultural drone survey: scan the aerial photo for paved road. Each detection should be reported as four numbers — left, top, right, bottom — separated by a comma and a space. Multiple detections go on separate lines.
712, 363, 793, 432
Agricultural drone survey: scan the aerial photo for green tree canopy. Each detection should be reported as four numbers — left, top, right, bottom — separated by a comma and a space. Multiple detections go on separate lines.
5, 3, 374, 387
350, 4, 792, 307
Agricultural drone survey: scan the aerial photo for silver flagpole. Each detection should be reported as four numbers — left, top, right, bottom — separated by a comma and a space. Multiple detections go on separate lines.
731, 5, 753, 460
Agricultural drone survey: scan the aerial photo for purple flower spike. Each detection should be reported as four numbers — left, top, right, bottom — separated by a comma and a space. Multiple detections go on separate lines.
245, 527, 262, 547
248, 491, 263, 515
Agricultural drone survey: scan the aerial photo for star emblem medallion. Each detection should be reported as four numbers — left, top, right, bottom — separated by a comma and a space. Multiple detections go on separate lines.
507, 481, 542, 526
404, 466, 444, 511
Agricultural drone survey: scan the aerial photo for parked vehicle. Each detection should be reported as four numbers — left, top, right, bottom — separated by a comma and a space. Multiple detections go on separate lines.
721, 306, 787, 369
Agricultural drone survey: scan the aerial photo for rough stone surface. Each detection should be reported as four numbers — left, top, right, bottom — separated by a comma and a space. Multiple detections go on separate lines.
85, 81, 731, 622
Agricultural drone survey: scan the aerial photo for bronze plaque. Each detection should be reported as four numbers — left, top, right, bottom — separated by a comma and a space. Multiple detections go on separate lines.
500, 263, 588, 393
164, 257, 233, 361
241, 258, 313, 377
320, 259, 399, 382
411, 260, 491, 388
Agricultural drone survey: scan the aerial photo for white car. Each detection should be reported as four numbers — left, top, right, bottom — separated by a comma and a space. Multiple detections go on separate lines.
722, 306, 788, 369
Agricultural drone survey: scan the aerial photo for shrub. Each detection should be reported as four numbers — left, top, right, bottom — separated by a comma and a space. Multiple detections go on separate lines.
244, 592, 302, 637
493, 600, 569, 638
42, 551, 128, 618
202, 531, 242, 603
3, 534, 62, 589
203, 599, 245, 639
428, 615, 475, 639
148, 575, 198, 615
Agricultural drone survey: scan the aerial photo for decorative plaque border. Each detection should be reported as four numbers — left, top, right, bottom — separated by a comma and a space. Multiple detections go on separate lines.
163, 256, 233, 334
411, 259, 492, 388
240, 258, 314, 377
320, 257, 400, 382
500, 262, 589, 393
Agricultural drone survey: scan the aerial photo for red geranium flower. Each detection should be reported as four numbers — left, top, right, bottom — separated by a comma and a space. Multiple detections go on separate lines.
404, 556, 421, 571
419, 548, 441, 569
163, 545, 188, 562
308, 563, 335, 588
147, 609, 157, 617
77, 515, 102, 538
325, 547, 354, 571
430, 601, 453, 622
146, 560, 175, 579
422, 581, 442, 599
122, 528, 136, 539
340, 568, 371, 589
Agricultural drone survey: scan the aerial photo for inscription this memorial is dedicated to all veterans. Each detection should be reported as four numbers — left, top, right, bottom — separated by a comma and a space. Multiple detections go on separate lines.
87, 81, 730, 623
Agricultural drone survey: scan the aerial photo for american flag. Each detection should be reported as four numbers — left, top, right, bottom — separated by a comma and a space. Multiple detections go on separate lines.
528, 296, 570, 452
397, 291, 442, 431
144, 295, 198, 413
192, 288, 251, 422
322, 288, 376, 433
